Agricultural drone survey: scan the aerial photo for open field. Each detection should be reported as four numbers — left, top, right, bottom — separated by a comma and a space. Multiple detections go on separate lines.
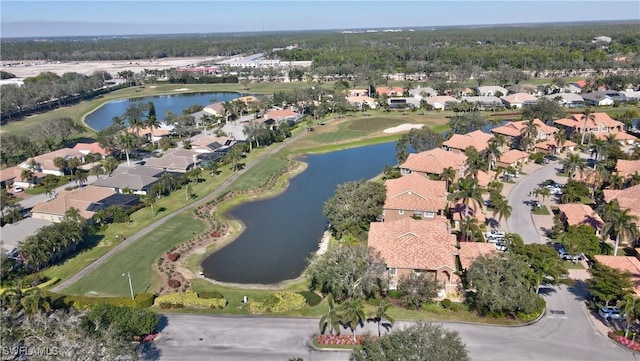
62, 213, 206, 297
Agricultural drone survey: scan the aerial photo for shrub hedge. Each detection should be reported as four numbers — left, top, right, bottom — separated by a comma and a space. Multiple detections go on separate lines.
297, 291, 322, 306
154, 291, 227, 309
198, 290, 224, 299
45, 292, 156, 309
249, 292, 307, 314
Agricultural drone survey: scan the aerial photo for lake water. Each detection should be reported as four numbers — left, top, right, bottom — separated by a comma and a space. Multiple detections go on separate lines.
84, 92, 240, 131
201, 142, 398, 284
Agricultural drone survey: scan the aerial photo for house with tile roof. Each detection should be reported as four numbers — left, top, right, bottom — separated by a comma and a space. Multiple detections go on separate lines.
603, 184, 640, 245
534, 138, 577, 154
442, 130, 493, 154
476, 170, 498, 188
129, 124, 174, 143
408, 86, 437, 99
424, 95, 460, 110
594, 130, 637, 145
367, 217, 458, 292
20, 148, 84, 176
491, 119, 558, 149
457, 242, 497, 271
476, 86, 508, 97
400, 148, 467, 179
542, 93, 585, 108
346, 96, 377, 110
348, 89, 369, 97
556, 204, 603, 236
264, 109, 303, 124
375, 86, 404, 97
144, 149, 201, 173
203, 102, 226, 117
72, 142, 110, 157
593, 255, 640, 296
616, 159, 640, 180
0, 166, 46, 189
496, 149, 529, 169
500, 92, 538, 109
554, 112, 624, 139
93, 166, 163, 195
382, 173, 447, 222
31, 185, 139, 223
460, 96, 503, 110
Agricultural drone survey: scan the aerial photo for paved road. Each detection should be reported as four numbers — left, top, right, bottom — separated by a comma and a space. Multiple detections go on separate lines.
52, 130, 306, 292
152, 284, 633, 361
506, 161, 564, 244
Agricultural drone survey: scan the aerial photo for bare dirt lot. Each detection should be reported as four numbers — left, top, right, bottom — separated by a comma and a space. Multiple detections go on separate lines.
2, 56, 212, 77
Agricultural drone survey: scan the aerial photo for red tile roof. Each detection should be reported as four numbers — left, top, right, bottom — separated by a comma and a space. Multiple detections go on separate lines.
554, 112, 624, 130
368, 218, 456, 271
442, 130, 493, 152
617, 159, 640, 178
376, 86, 404, 96
594, 255, 640, 295
264, 109, 300, 120
491, 119, 557, 138
499, 149, 529, 164
535, 139, 577, 152
501, 92, 538, 104
595, 131, 637, 142
476, 170, 497, 188
400, 148, 467, 175
603, 184, 640, 220
383, 173, 447, 212
72, 142, 109, 156
458, 242, 496, 270
31, 185, 117, 220
557, 203, 603, 229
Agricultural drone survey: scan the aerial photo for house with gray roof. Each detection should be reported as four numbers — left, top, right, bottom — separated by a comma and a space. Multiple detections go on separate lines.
476, 86, 508, 97
144, 149, 201, 173
408, 86, 437, 99
543, 93, 585, 108
461, 96, 504, 110
583, 91, 626, 106
93, 172, 160, 195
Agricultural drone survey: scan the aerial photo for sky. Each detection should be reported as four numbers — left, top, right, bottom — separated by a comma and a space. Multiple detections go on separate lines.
1, 0, 639, 38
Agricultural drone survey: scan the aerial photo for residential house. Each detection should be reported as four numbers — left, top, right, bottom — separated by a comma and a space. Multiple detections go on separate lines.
491, 119, 557, 149
1, 166, 46, 189
72, 142, 110, 158
375, 86, 404, 97
367, 217, 458, 293
457, 242, 497, 271
203, 102, 226, 117
554, 112, 624, 138
620, 90, 640, 101
496, 149, 529, 169
616, 159, 640, 180
21, 148, 84, 176
93, 166, 163, 195
593, 255, 640, 296
534, 139, 577, 154
387, 97, 421, 109
263, 109, 304, 124
130, 124, 174, 143
31, 185, 139, 223
381, 173, 448, 222
144, 149, 201, 173
191, 134, 235, 153
542, 93, 585, 108
582, 91, 622, 107
424, 96, 460, 111
594, 131, 637, 145
476, 86, 508, 97
563, 83, 583, 94
400, 148, 467, 179
442, 130, 493, 154
1, 218, 53, 254
348, 89, 369, 97
460, 96, 503, 110
476, 169, 498, 188
408, 86, 437, 99
603, 184, 640, 244
346, 96, 377, 110
556, 203, 603, 236
500, 92, 538, 109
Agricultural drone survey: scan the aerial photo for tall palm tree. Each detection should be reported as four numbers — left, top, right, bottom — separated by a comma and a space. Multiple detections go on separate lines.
554, 129, 568, 154
617, 294, 640, 338
20, 169, 34, 186
485, 138, 503, 171
590, 139, 608, 165
519, 118, 540, 152
464, 146, 484, 179
319, 294, 341, 336
370, 299, 395, 337
20, 288, 51, 316
73, 169, 88, 187
145, 101, 160, 145
606, 207, 639, 256
102, 156, 120, 176
224, 147, 242, 171
439, 167, 456, 192
561, 152, 586, 178
338, 299, 365, 342
67, 157, 80, 175
491, 196, 512, 227
53, 157, 68, 174
580, 108, 596, 145
449, 176, 484, 223
118, 133, 138, 167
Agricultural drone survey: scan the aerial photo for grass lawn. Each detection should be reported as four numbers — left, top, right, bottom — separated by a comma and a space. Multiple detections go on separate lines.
225, 156, 291, 193
564, 261, 585, 269
62, 213, 206, 297
532, 205, 551, 215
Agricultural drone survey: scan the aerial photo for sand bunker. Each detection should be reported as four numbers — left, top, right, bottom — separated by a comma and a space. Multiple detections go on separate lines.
174, 88, 190, 91
383, 123, 425, 133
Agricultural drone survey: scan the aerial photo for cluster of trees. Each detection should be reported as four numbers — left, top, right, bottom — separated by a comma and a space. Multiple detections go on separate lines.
167, 73, 238, 84
1, 71, 113, 121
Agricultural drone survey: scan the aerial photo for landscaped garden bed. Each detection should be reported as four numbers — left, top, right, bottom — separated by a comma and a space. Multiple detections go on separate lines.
314, 334, 366, 347
609, 332, 640, 352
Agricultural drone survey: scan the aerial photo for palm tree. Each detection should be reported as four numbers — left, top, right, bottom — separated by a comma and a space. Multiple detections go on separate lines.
224, 147, 242, 171
53, 157, 68, 174
89, 164, 105, 179
145, 101, 160, 145
118, 133, 138, 167
580, 108, 596, 145
73, 169, 88, 187
67, 157, 80, 175
449, 176, 484, 223
1, 288, 25, 314
603, 206, 639, 256
439, 167, 456, 192
319, 294, 341, 336
520, 118, 540, 152
370, 299, 395, 337
485, 138, 503, 171
64, 207, 82, 223
20, 169, 34, 186
338, 299, 365, 342
20, 288, 51, 316
617, 294, 640, 338
464, 146, 484, 179
561, 152, 586, 178
491, 196, 512, 227
554, 129, 568, 154
102, 156, 119, 176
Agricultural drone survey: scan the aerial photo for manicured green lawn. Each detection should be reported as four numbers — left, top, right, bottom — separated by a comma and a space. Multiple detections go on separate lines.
62, 213, 205, 297
563, 261, 585, 269
532, 205, 550, 215
226, 156, 290, 193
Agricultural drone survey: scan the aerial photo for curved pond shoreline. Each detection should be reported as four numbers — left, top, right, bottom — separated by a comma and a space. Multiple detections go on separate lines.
199, 141, 398, 285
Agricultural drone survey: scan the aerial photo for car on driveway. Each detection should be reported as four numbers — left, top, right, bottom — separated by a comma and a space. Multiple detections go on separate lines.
599, 306, 624, 320
12, 185, 24, 193
484, 230, 505, 238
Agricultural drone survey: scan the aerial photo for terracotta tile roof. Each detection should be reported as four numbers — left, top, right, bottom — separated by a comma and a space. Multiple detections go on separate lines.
458, 242, 496, 270
595, 131, 637, 142
603, 184, 640, 220
204, 102, 225, 115
368, 218, 457, 271
72, 142, 109, 156
442, 130, 493, 152
31, 185, 117, 220
499, 149, 529, 164
145, 149, 200, 172
346, 96, 376, 104
573, 80, 588, 88
491, 119, 557, 138
594, 255, 640, 295
376, 86, 404, 96
264, 109, 300, 120
476, 170, 497, 188
554, 112, 624, 130
535, 139, 577, 152
617, 160, 640, 178
425, 96, 459, 106
501, 92, 538, 104
383, 173, 447, 212
1, 166, 23, 182
557, 203, 603, 229
400, 148, 467, 175
129, 126, 173, 137
236, 96, 258, 104
451, 199, 486, 223
26, 148, 84, 172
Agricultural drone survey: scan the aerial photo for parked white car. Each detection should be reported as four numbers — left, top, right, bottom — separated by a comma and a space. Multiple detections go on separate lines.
484, 230, 506, 239
12, 185, 24, 193
599, 306, 624, 320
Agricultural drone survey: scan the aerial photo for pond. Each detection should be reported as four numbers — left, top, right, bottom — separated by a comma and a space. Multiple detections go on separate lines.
84, 92, 240, 131
201, 142, 398, 284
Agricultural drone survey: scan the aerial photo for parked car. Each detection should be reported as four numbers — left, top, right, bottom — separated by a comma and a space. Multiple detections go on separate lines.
586, 158, 597, 168
495, 241, 507, 252
12, 185, 24, 193
599, 306, 624, 320
504, 170, 520, 178
484, 230, 506, 239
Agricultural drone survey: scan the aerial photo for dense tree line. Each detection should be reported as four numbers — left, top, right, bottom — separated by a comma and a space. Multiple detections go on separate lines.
2, 24, 638, 73
0, 71, 113, 121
